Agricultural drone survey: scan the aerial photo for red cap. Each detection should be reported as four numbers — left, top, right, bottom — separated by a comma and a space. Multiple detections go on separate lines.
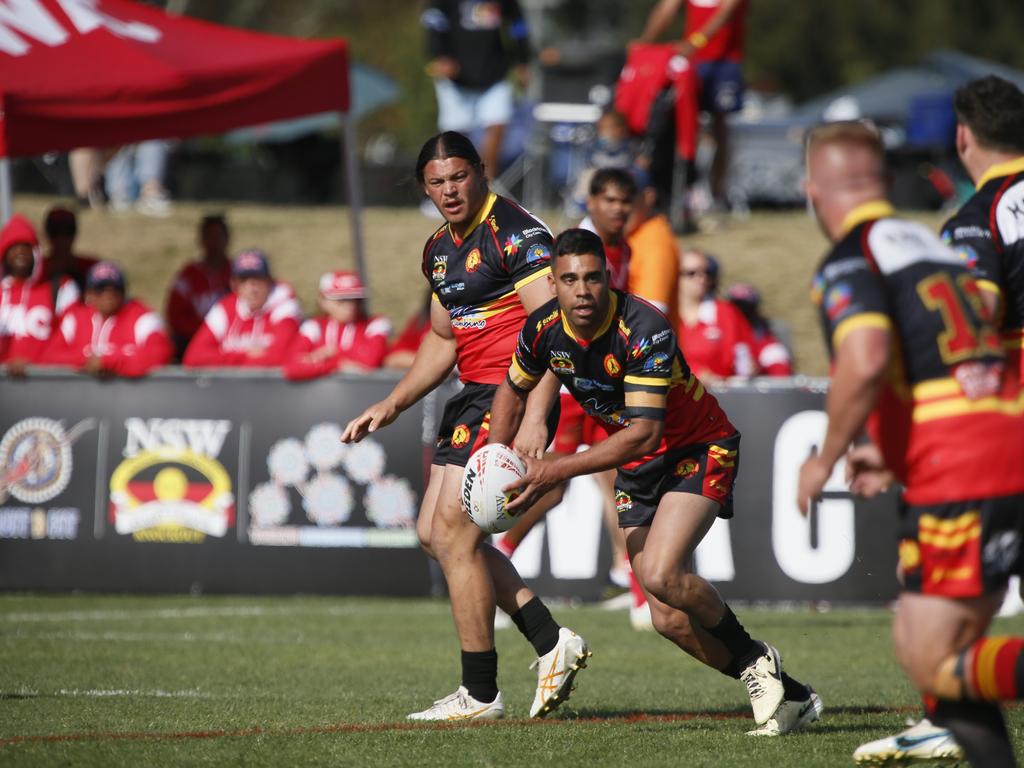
319, 270, 366, 300
0, 214, 39, 258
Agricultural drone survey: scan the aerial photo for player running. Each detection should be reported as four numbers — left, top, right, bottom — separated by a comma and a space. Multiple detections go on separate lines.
799, 121, 1024, 767
488, 227, 821, 735
341, 132, 588, 721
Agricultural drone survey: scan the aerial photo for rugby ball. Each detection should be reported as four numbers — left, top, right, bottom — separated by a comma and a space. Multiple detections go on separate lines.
462, 443, 527, 534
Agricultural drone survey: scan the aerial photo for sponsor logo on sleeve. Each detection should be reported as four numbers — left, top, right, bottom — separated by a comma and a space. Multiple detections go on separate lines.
824, 283, 852, 321
642, 352, 670, 372
526, 244, 550, 264
503, 234, 523, 256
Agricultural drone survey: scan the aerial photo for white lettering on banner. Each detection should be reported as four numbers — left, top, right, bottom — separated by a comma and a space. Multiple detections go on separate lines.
694, 517, 735, 581
508, 474, 603, 580
0, 0, 160, 57
0, 0, 66, 56
123, 418, 231, 459
772, 411, 855, 584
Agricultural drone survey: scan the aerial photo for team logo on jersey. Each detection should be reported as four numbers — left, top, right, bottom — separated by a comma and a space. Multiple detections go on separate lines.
451, 424, 471, 449
642, 352, 670, 372
503, 234, 522, 256
810, 274, 826, 306
549, 351, 575, 374
824, 283, 852, 321
604, 354, 622, 377
432, 254, 448, 282
526, 244, 550, 264
109, 418, 235, 543
0, 418, 91, 504
465, 248, 482, 273
614, 489, 633, 515
674, 458, 700, 479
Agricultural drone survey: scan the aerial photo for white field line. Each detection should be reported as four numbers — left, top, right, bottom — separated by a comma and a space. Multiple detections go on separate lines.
2, 629, 307, 645
4, 687, 213, 699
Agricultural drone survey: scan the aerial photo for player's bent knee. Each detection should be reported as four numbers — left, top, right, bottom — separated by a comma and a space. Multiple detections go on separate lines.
640, 564, 690, 608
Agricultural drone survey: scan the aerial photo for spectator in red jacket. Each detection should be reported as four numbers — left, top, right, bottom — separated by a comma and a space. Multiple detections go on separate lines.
284, 270, 391, 380
725, 282, 794, 376
40, 206, 100, 293
183, 249, 300, 368
44, 261, 171, 378
1, 213, 80, 377
166, 214, 232, 359
675, 248, 755, 380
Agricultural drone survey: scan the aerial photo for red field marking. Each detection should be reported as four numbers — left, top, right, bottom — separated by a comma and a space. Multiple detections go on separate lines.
0, 706, 920, 747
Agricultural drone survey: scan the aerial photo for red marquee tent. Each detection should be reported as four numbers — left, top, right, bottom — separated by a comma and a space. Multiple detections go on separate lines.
0, 0, 363, 268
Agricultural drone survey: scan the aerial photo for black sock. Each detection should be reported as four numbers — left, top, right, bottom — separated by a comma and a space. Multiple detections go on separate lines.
461, 649, 499, 704
931, 699, 1015, 768
509, 596, 562, 656
781, 672, 809, 701
705, 605, 761, 677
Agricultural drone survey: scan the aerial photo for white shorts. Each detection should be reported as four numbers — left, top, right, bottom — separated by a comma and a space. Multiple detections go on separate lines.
434, 78, 513, 132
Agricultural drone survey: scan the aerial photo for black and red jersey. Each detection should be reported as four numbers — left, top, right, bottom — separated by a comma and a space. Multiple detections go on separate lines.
422, 191, 552, 385
509, 290, 734, 469
941, 157, 1024, 379
813, 201, 1024, 505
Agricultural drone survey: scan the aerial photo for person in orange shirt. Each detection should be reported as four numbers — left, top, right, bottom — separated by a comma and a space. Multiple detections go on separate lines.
627, 174, 680, 315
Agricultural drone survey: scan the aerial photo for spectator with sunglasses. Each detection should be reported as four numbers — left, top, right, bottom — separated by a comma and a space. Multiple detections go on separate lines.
675, 248, 755, 380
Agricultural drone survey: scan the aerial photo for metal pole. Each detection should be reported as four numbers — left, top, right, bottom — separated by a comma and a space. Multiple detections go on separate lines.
340, 112, 366, 282
0, 158, 12, 225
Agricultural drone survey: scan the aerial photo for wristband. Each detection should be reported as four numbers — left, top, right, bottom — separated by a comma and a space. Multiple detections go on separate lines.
687, 31, 708, 48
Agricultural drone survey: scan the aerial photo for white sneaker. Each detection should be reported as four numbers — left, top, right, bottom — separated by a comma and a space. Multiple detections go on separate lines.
853, 718, 963, 765
406, 686, 505, 721
746, 686, 823, 736
739, 643, 785, 725
629, 600, 655, 631
529, 628, 591, 718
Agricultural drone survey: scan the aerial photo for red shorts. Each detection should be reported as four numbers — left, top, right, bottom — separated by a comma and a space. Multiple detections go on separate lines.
551, 392, 610, 454
898, 494, 1024, 598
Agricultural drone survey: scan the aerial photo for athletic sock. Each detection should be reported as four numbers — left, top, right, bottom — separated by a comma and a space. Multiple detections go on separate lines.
931, 699, 1015, 768
461, 649, 499, 704
781, 672, 809, 701
956, 636, 1024, 700
705, 605, 762, 678
509, 596, 561, 656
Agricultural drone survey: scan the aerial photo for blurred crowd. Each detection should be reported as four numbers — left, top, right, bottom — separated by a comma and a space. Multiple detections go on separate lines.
0, 203, 791, 382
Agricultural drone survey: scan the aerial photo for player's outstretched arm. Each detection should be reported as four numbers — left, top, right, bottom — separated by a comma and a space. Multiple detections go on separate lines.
340, 301, 457, 444
506, 417, 662, 513
797, 326, 890, 514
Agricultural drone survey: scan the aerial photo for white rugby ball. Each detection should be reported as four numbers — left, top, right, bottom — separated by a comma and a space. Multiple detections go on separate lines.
462, 443, 527, 534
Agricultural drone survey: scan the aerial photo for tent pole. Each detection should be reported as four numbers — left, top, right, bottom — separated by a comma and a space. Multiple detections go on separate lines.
340, 112, 366, 282
0, 158, 11, 225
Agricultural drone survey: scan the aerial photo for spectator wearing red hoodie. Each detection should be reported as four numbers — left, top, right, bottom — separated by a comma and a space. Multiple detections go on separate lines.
44, 261, 171, 378
40, 206, 100, 293
725, 282, 794, 376
1, 214, 80, 377
284, 271, 391, 381
183, 249, 300, 368
165, 214, 232, 359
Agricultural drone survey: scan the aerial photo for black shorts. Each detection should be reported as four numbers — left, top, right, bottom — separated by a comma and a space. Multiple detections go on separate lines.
432, 382, 560, 468
898, 493, 1024, 599
614, 432, 741, 528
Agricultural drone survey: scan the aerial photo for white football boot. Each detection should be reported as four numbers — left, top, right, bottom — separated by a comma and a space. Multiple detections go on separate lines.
746, 685, 823, 736
852, 718, 964, 766
406, 686, 505, 722
739, 643, 786, 725
529, 628, 591, 718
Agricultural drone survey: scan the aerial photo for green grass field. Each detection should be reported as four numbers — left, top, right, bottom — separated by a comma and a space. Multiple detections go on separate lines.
3, 594, 1023, 766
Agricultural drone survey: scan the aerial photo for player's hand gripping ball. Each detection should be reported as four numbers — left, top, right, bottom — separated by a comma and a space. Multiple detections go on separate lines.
461, 443, 527, 533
